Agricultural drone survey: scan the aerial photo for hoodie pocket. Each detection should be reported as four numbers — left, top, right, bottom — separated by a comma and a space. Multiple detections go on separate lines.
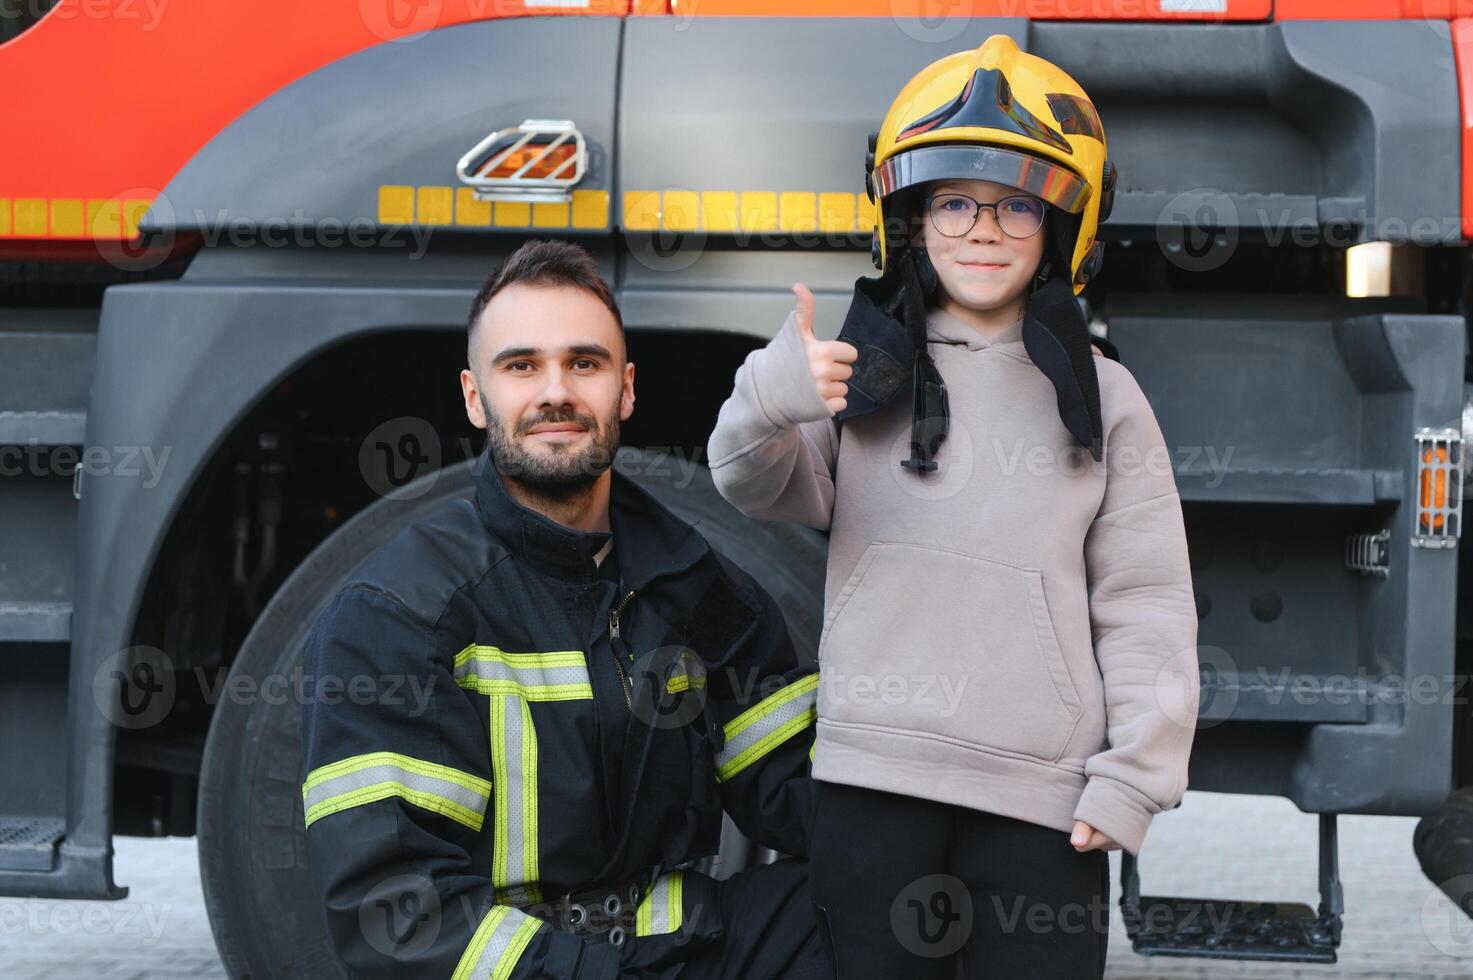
817, 541, 1082, 764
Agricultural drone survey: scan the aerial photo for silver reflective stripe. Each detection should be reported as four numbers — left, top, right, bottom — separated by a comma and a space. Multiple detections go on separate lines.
304, 764, 486, 821
716, 673, 819, 782
457, 659, 589, 689
452, 905, 542, 980
491, 693, 540, 902
301, 752, 490, 831
635, 870, 684, 936
454, 645, 591, 701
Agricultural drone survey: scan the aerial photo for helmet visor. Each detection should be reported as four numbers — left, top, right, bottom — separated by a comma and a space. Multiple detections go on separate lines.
872, 143, 1091, 215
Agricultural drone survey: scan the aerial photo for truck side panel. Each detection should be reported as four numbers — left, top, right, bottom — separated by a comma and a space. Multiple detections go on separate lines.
144, 17, 620, 238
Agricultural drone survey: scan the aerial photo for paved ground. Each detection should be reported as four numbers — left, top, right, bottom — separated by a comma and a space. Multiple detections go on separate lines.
2, 791, 1472, 979
1102, 793, 1473, 980
0, 829, 225, 980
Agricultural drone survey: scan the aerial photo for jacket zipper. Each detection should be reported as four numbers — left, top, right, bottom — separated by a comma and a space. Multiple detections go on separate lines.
608, 588, 637, 713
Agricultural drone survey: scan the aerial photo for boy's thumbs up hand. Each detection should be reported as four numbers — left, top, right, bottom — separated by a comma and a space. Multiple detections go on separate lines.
792, 283, 859, 416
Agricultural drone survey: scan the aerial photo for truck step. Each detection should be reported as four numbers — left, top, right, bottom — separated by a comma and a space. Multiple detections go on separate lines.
0, 601, 72, 642
1121, 895, 1336, 962
1121, 813, 1342, 964
0, 410, 86, 447
0, 313, 95, 449
0, 817, 64, 873
0, 318, 90, 640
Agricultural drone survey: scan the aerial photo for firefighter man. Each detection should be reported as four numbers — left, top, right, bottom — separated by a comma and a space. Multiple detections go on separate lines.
299, 238, 833, 979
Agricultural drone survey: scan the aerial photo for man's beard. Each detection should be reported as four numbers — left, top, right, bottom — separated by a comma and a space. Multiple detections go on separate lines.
483, 393, 622, 501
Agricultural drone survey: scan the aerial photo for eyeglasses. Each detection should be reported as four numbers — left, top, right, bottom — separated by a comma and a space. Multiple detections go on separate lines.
924, 193, 1046, 240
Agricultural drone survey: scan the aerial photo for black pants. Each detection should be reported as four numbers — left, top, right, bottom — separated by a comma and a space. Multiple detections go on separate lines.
808, 780, 1109, 979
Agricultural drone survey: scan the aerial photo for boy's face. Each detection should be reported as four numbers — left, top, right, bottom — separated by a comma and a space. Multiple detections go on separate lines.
916, 178, 1047, 314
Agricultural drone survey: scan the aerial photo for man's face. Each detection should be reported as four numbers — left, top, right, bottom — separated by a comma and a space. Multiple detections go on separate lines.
461, 283, 635, 497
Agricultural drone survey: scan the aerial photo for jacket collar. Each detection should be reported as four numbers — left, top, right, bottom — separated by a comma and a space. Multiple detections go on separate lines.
925, 305, 1024, 351
472, 448, 710, 588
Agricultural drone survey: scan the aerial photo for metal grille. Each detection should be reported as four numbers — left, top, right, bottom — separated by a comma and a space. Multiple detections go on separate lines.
1346, 530, 1390, 577
1414, 428, 1462, 548
457, 119, 587, 204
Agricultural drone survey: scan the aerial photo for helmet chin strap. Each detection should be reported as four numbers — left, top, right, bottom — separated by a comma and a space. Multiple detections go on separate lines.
1033, 257, 1053, 292
1019, 228, 1107, 462
898, 246, 950, 474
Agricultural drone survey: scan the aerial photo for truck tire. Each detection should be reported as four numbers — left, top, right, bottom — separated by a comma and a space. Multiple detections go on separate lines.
196, 450, 827, 979
1415, 786, 1473, 918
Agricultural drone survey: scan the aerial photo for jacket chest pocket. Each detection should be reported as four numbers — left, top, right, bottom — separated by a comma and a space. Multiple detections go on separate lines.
818, 541, 1084, 764
618, 644, 723, 862
657, 647, 723, 841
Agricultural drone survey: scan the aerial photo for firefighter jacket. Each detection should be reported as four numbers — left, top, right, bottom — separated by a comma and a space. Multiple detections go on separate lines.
300, 450, 820, 979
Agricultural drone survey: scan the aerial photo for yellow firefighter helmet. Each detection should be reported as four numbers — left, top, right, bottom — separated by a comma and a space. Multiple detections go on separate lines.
866, 34, 1116, 294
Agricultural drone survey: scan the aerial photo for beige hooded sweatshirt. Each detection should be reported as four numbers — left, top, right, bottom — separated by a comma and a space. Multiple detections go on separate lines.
705, 303, 1199, 856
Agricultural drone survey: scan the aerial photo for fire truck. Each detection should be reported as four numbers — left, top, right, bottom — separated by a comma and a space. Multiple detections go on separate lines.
4, 0, 1473, 972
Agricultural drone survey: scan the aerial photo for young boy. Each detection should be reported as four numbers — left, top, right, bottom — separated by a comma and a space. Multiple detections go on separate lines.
705, 35, 1199, 979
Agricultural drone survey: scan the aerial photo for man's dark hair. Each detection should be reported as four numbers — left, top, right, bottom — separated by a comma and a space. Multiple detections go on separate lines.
467, 239, 624, 363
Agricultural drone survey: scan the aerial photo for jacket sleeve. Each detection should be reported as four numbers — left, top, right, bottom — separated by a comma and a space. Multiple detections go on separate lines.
703, 557, 819, 859
1071, 362, 1201, 857
706, 309, 841, 531
299, 585, 620, 980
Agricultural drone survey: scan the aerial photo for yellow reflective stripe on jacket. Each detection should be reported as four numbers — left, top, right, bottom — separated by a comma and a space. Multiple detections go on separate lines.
665, 655, 706, 695
634, 870, 684, 936
716, 672, 819, 782
454, 644, 593, 701
302, 752, 491, 831
490, 693, 542, 907
452, 905, 542, 980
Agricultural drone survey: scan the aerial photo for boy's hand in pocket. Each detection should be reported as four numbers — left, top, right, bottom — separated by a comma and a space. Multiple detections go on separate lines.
792, 282, 859, 416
